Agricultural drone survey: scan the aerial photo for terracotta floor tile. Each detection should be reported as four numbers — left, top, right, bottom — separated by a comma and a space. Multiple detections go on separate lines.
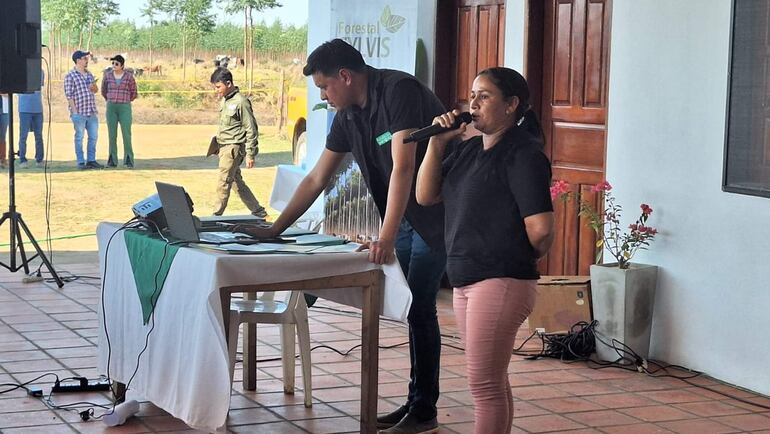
436, 404, 475, 424
673, 401, 750, 417
230, 421, 307, 433
564, 409, 640, 427
310, 386, 363, 402
554, 380, 624, 396
600, 423, 673, 433
1, 425, 77, 434
712, 413, 770, 430
268, 402, 343, 421
292, 415, 362, 433
2, 358, 65, 373
658, 418, 741, 434
71, 417, 152, 433
620, 405, 697, 422
584, 392, 658, 409
0, 397, 50, 413
225, 406, 282, 425
0, 409, 66, 428
639, 389, 709, 404
0, 350, 52, 363
531, 396, 606, 413
512, 414, 587, 432
512, 384, 573, 400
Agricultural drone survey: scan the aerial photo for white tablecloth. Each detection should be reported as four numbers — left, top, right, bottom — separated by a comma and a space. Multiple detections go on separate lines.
96, 222, 411, 432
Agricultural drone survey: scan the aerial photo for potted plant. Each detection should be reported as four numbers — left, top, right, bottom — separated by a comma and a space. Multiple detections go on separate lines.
551, 180, 659, 362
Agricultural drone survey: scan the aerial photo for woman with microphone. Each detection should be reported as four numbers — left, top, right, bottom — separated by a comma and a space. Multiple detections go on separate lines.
416, 67, 554, 434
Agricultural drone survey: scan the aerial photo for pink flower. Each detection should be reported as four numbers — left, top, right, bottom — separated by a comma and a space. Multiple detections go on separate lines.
550, 180, 571, 200
591, 180, 613, 193
629, 223, 638, 231
641, 204, 653, 215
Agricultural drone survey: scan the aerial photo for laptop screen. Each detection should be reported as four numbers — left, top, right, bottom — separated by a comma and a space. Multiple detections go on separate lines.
155, 182, 199, 241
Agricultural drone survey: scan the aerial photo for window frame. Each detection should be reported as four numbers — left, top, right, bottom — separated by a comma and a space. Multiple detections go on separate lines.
722, 0, 770, 199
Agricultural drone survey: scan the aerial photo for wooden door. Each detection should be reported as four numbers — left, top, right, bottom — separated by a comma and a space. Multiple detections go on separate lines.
539, 0, 612, 275
435, 0, 506, 112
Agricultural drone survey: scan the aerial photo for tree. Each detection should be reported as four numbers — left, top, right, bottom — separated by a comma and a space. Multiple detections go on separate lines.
163, 0, 215, 81
141, 0, 166, 69
85, 0, 119, 51
219, 0, 281, 89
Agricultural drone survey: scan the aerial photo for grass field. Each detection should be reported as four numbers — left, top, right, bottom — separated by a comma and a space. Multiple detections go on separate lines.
0, 122, 292, 258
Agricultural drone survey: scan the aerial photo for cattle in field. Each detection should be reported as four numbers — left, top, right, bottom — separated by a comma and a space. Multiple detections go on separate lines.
143, 65, 162, 76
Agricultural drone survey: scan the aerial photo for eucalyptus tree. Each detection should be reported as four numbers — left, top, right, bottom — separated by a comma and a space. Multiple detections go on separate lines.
218, 0, 281, 88
162, 0, 215, 80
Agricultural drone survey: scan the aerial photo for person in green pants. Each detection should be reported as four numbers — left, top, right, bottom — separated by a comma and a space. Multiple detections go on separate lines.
101, 54, 138, 168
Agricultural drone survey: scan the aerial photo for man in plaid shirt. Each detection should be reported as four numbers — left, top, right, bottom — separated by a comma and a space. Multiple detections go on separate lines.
64, 50, 102, 170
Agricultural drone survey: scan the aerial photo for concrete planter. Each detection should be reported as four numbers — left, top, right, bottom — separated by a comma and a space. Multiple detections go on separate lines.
589, 263, 658, 362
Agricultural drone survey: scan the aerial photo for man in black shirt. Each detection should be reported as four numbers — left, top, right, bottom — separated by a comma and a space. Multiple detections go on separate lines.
236, 39, 446, 433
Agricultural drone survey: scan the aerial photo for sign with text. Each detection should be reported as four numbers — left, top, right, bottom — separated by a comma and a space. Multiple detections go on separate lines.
330, 1, 418, 73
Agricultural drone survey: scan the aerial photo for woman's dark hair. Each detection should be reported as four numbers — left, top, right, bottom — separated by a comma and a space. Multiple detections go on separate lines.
303, 38, 366, 77
477, 67, 544, 142
210, 67, 233, 85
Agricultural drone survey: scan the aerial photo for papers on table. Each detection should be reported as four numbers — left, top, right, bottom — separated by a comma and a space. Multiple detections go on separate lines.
195, 241, 360, 255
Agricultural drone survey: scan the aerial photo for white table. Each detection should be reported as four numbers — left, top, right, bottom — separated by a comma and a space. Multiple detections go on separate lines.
96, 222, 412, 433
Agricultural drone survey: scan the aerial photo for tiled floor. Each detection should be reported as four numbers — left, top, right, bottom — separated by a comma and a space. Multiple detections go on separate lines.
2, 257, 770, 433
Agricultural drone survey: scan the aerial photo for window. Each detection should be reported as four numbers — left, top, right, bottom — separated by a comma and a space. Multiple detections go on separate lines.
724, 0, 770, 198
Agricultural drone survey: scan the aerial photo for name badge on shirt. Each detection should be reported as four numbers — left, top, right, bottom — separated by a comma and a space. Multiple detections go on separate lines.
376, 131, 392, 146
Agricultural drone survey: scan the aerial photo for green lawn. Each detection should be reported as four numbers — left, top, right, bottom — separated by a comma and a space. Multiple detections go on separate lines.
0, 123, 292, 257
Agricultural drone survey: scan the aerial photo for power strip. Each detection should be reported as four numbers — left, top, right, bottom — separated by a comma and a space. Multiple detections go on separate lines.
52, 378, 112, 393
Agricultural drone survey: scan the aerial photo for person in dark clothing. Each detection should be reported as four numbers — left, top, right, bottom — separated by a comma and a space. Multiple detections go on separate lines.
232, 39, 446, 434
416, 67, 555, 434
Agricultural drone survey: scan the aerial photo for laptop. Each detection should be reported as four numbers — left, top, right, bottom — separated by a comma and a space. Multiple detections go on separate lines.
155, 182, 256, 244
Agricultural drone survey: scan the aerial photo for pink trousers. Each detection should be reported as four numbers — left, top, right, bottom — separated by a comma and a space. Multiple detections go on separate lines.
454, 277, 537, 434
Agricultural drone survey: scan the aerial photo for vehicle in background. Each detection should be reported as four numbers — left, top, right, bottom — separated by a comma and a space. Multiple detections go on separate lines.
286, 86, 307, 165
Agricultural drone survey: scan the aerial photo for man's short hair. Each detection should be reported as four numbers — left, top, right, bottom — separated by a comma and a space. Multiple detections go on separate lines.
303, 39, 366, 77
210, 67, 233, 84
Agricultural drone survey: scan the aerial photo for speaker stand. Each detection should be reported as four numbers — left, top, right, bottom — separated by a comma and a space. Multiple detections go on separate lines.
0, 93, 63, 288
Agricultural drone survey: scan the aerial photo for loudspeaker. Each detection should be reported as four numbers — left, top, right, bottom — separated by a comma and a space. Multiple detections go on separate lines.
0, 0, 42, 93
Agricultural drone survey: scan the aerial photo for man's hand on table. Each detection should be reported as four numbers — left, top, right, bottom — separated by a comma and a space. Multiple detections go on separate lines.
230, 223, 278, 239
357, 238, 396, 265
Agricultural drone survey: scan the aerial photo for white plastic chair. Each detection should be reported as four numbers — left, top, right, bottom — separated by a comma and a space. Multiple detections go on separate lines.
227, 290, 313, 407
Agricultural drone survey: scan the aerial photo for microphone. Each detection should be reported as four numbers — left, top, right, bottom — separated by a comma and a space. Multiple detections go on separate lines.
404, 112, 472, 143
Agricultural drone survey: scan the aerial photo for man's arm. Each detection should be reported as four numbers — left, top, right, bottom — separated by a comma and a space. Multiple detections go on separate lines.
100, 74, 107, 100
368, 128, 417, 264
234, 149, 346, 238
63, 75, 76, 113
241, 97, 259, 167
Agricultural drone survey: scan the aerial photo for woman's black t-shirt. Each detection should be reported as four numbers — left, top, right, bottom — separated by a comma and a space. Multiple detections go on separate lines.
441, 126, 553, 287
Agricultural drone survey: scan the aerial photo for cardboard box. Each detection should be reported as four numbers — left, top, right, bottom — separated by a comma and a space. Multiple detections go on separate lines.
527, 276, 592, 333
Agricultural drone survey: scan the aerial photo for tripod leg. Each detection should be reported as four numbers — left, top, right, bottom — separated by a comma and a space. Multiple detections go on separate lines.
16, 216, 64, 288
14, 219, 31, 275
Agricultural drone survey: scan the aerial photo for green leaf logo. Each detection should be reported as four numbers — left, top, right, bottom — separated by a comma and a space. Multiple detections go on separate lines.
381, 6, 406, 33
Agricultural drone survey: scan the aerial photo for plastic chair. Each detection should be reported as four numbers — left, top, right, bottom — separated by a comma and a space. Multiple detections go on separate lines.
227, 290, 312, 407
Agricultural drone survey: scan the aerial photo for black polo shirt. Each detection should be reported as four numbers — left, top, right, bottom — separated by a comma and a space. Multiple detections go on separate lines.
441, 126, 553, 287
326, 67, 446, 250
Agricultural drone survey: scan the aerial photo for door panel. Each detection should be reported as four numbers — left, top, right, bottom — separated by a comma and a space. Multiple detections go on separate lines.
446, 0, 506, 111
540, 0, 611, 276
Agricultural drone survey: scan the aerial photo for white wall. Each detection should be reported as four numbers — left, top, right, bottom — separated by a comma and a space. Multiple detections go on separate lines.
607, 1, 770, 395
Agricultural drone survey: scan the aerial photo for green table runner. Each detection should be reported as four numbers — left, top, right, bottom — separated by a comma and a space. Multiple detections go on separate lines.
123, 230, 181, 324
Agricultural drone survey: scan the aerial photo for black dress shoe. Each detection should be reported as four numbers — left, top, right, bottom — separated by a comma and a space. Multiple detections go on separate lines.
377, 405, 409, 429
86, 161, 103, 169
378, 413, 438, 434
